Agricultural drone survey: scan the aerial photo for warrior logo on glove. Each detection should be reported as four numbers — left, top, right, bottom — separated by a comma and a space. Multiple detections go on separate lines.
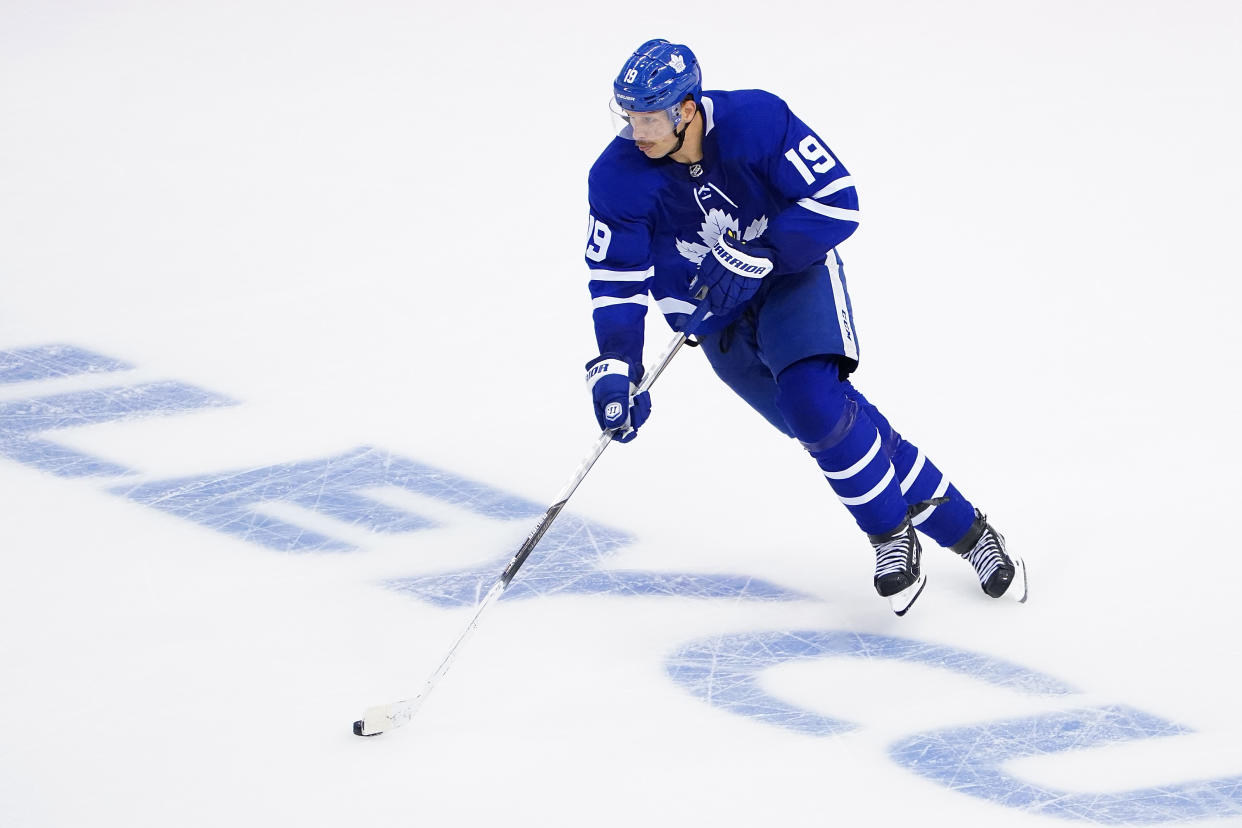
691, 229, 776, 317
710, 238, 772, 275
584, 355, 651, 443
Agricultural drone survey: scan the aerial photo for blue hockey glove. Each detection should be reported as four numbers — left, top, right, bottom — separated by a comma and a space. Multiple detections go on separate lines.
691, 231, 775, 316
584, 353, 650, 443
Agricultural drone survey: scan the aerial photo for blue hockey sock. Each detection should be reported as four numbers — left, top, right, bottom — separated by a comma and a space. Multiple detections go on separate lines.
845, 387, 976, 548
776, 358, 907, 536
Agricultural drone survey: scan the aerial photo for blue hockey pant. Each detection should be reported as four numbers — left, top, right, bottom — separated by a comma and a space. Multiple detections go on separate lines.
696, 255, 975, 546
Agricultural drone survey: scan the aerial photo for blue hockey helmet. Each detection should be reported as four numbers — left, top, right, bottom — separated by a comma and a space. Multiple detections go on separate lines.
613, 39, 701, 115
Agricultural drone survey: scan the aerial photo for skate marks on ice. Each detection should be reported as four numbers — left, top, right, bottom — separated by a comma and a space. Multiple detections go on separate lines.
667, 630, 1242, 824
114, 444, 802, 604
892, 706, 1242, 824
667, 629, 1074, 737
0, 342, 800, 602
0, 344, 234, 477
7, 342, 1242, 823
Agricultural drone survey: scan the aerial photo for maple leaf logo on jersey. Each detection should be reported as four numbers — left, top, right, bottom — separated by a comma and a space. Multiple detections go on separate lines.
742, 216, 768, 242
676, 210, 769, 265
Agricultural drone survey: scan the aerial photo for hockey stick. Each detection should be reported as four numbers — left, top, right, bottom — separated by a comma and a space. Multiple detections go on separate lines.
353, 293, 711, 737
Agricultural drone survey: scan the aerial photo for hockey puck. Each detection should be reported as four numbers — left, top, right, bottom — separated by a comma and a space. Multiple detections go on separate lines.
353, 720, 380, 737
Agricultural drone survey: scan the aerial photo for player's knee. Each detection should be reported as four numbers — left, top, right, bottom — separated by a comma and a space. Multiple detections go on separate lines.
844, 383, 900, 457
775, 356, 851, 444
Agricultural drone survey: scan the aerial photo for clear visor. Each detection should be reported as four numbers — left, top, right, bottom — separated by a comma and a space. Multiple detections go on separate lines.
609, 98, 680, 142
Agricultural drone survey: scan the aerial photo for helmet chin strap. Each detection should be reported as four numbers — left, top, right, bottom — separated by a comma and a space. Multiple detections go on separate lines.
667, 104, 698, 158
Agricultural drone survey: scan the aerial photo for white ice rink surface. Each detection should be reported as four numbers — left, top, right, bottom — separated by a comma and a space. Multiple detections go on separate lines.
3, 1, 1242, 825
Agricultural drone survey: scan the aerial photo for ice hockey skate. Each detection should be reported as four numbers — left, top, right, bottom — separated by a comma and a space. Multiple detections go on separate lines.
869, 519, 926, 616
951, 510, 1027, 602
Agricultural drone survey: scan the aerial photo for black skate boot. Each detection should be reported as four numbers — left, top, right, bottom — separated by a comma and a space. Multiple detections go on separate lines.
868, 519, 926, 616
951, 509, 1027, 602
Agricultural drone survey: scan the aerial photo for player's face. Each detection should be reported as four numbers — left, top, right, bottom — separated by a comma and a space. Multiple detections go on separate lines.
625, 109, 678, 156
611, 99, 688, 159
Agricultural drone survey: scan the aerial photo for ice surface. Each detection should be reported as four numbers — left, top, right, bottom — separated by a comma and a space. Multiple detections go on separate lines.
3, 1, 1242, 826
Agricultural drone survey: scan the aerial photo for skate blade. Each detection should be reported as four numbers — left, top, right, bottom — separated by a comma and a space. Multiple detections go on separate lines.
1005, 555, 1028, 603
889, 573, 927, 616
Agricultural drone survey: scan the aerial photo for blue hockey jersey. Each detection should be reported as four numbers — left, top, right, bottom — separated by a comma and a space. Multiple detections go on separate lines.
584, 89, 861, 366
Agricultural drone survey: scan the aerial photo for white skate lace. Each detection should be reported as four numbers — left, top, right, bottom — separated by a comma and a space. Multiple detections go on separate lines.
874, 535, 914, 579
964, 530, 1008, 585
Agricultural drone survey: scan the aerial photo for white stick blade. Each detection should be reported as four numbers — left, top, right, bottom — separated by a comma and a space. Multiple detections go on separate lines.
354, 704, 398, 736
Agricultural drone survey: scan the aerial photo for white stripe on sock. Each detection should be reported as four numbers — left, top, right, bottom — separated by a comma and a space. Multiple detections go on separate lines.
911, 476, 951, 526
822, 433, 881, 480
837, 466, 896, 506
899, 449, 926, 494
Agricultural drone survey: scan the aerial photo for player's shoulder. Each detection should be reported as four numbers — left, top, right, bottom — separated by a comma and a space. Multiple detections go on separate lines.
706, 88, 790, 117
704, 89, 793, 152
588, 137, 662, 218
705, 89, 792, 130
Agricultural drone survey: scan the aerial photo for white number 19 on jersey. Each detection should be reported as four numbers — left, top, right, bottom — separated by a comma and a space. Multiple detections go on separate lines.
585, 216, 612, 262
784, 135, 837, 185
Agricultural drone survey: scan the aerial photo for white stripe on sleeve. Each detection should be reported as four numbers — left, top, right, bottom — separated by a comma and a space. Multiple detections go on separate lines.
588, 266, 654, 282
656, 296, 699, 316
810, 176, 856, 199
796, 198, 861, 222
593, 295, 648, 309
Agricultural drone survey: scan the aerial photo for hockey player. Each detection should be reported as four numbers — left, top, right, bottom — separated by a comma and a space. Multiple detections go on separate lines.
582, 39, 1027, 615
